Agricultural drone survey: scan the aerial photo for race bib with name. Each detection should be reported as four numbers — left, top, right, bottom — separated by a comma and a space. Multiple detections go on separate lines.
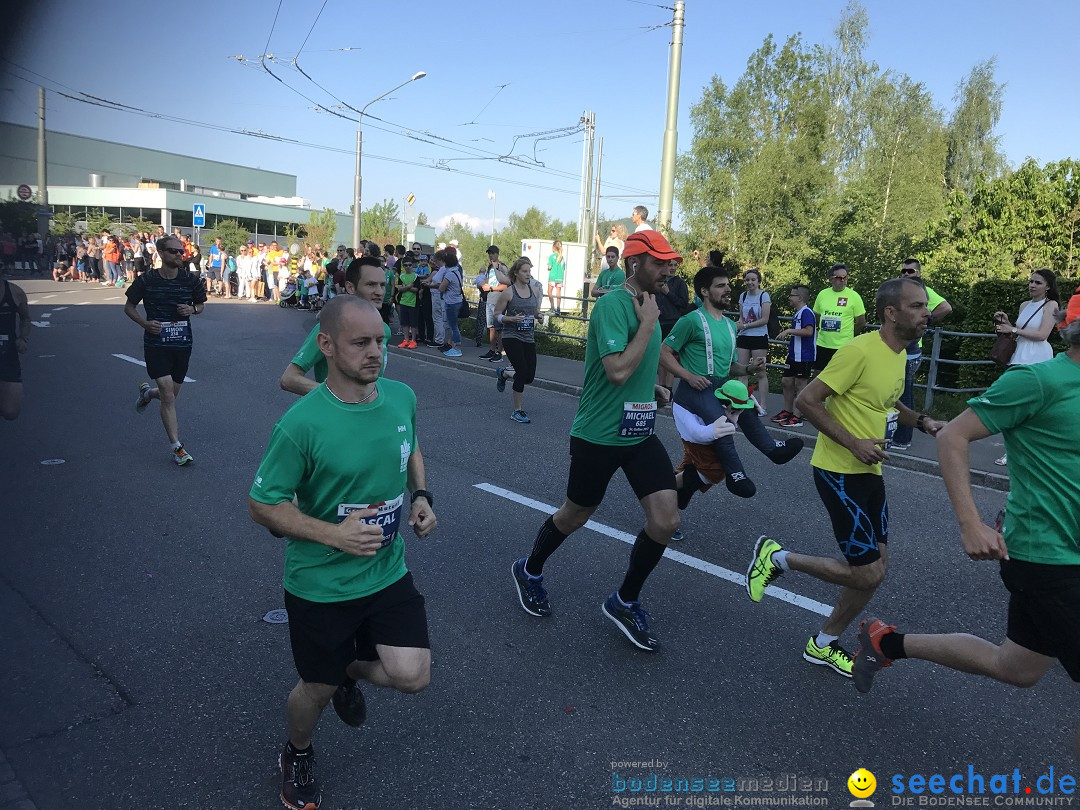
337, 493, 404, 548
821, 316, 842, 333
159, 320, 192, 344
884, 409, 899, 448
619, 401, 657, 438
517, 316, 535, 332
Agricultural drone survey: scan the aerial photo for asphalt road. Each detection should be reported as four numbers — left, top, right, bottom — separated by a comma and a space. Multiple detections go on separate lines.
1, 280, 1074, 810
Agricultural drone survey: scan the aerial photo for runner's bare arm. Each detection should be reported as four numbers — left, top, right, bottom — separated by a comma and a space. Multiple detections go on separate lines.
796, 378, 886, 465
280, 362, 319, 396
601, 294, 660, 385
936, 410, 1007, 561
406, 445, 437, 538
659, 343, 708, 390
248, 498, 383, 557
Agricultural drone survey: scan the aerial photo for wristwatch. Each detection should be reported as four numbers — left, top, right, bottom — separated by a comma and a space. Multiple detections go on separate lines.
411, 489, 433, 506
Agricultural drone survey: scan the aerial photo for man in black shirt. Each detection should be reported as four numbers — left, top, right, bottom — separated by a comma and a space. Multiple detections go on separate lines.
124, 235, 207, 465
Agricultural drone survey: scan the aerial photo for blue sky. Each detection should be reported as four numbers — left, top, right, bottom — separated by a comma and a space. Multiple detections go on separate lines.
1, 0, 1076, 233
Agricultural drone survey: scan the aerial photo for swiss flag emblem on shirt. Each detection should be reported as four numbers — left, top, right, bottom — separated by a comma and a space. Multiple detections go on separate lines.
837, 297, 848, 306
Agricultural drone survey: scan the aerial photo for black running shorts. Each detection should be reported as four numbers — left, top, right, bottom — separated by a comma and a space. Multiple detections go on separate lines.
1000, 559, 1080, 682
566, 434, 676, 508
814, 346, 837, 372
284, 572, 430, 686
0, 352, 21, 383
782, 361, 813, 379
813, 467, 888, 566
144, 346, 191, 384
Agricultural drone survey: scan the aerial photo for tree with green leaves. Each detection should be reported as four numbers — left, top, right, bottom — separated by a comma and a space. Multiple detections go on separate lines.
50, 211, 79, 237
205, 219, 250, 255
945, 59, 1007, 196
305, 208, 337, 249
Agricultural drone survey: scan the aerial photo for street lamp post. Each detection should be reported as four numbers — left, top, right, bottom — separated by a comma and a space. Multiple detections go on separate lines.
352, 71, 426, 249
487, 189, 496, 245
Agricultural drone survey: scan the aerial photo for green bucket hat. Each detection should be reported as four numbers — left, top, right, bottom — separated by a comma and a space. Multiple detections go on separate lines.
714, 379, 754, 409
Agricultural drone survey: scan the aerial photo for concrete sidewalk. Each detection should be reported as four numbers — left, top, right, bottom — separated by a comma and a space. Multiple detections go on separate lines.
388, 336, 1011, 492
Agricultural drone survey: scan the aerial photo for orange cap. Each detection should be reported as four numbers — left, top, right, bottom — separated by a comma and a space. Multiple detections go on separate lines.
1058, 285, 1080, 331
621, 230, 682, 263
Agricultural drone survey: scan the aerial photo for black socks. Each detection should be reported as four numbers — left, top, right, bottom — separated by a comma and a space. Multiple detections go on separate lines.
618, 530, 667, 603
525, 516, 569, 576
879, 631, 907, 660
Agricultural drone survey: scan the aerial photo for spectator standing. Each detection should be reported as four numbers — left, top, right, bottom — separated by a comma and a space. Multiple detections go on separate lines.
631, 205, 653, 233
426, 252, 447, 350
414, 254, 433, 346
591, 247, 625, 298
772, 285, 817, 427
812, 263, 866, 371
395, 255, 419, 348
478, 245, 510, 361
437, 249, 465, 357
991, 268, 1061, 466
545, 240, 566, 314
736, 269, 772, 413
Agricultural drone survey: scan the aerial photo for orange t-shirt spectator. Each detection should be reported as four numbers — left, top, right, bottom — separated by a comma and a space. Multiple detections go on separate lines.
104, 239, 121, 264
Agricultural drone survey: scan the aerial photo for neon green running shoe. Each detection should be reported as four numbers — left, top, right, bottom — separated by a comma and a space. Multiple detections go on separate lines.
746, 535, 783, 603
803, 636, 853, 678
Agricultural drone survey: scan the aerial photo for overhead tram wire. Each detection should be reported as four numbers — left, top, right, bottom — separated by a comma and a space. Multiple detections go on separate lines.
295, 0, 329, 58
1, 58, 658, 200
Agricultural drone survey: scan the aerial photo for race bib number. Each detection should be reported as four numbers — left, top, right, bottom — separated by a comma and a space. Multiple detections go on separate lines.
619, 401, 657, 438
884, 409, 899, 448
337, 493, 404, 548
821, 316, 842, 333
517, 316, 535, 332
159, 320, 191, 344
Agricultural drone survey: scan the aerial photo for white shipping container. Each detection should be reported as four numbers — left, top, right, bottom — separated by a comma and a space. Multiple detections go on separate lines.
520, 239, 589, 311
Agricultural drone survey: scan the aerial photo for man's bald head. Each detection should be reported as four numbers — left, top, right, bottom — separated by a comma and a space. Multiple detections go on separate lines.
319, 295, 381, 339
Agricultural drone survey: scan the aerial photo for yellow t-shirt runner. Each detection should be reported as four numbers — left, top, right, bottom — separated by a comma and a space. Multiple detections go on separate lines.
813, 287, 866, 350
810, 332, 905, 476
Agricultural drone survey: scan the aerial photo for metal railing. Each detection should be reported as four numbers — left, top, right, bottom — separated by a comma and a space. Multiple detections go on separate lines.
460, 288, 1002, 410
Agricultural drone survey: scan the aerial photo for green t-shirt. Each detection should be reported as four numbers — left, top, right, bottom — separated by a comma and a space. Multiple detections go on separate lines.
595, 268, 625, 291
967, 353, 1080, 565
810, 332, 905, 476
570, 290, 661, 446
663, 308, 737, 378
291, 320, 391, 382
547, 253, 565, 283
249, 380, 418, 602
813, 287, 866, 350
398, 271, 418, 308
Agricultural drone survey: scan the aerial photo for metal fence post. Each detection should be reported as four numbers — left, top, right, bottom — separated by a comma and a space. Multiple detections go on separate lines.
924, 327, 942, 412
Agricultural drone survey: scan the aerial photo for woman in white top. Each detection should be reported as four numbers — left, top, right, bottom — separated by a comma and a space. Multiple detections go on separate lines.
991, 268, 1060, 465
736, 269, 772, 413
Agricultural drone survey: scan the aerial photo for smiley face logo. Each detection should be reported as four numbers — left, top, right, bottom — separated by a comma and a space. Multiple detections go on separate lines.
848, 768, 876, 798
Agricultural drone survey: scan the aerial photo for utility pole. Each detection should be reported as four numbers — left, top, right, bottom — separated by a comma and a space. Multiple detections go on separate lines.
37, 87, 50, 239
657, 0, 685, 231
580, 111, 596, 252
592, 136, 603, 252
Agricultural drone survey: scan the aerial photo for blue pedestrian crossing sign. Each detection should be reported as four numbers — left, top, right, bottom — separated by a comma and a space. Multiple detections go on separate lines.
192, 204, 205, 228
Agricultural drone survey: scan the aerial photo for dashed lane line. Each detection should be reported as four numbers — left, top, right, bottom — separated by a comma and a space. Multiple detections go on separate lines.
473, 482, 832, 618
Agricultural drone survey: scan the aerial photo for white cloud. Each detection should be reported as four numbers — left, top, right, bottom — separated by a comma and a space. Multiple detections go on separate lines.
435, 212, 500, 232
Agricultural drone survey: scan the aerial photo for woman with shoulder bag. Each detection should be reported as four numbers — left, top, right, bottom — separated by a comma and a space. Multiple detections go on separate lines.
991, 268, 1060, 465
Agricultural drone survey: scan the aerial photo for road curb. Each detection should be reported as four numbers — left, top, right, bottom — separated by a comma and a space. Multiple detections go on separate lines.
388, 346, 1011, 493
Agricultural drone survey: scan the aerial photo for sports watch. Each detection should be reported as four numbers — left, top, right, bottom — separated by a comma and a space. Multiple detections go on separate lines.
411, 489, 434, 506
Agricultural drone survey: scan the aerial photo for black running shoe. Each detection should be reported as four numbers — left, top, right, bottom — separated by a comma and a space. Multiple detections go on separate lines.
602, 592, 659, 652
280, 745, 321, 810
331, 678, 367, 727
512, 557, 551, 617
767, 437, 804, 464
479, 350, 496, 359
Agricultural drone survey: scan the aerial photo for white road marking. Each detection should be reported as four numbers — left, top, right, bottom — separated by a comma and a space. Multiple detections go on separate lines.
111, 353, 196, 383
474, 482, 832, 618
51, 306, 67, 311
40, 313, 52, 319
74, 301, 92, 305
41, 294, 57, 299
31, 321, 50, 328
28, 299, 40, 305
105, 296, 122, 301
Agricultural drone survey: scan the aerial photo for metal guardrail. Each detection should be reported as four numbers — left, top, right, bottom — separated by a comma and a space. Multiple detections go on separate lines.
459, 288, 1001, 410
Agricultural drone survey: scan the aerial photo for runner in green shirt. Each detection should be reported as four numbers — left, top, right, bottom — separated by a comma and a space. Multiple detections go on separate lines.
854, 301, 1080, 760
660, 265, 803, 503
510, 230, 684, 654
249, 296, 437, 810
280, 256, 391, 395
591, 246, 626, 298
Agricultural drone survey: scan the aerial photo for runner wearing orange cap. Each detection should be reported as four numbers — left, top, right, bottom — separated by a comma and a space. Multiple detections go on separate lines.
510, 230, 683, 652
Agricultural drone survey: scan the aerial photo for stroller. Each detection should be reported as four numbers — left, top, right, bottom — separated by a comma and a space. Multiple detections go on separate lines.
278, 276, 301, 308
